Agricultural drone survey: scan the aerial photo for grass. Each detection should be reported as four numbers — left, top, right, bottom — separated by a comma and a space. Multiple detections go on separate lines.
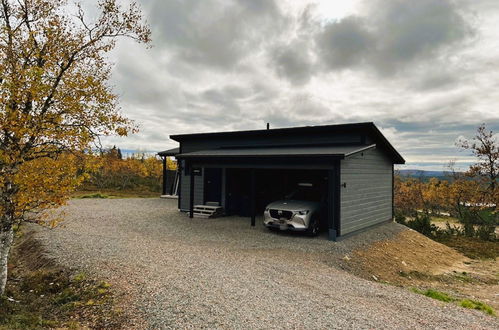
411, 288, 456, 302
434, 235, 499, 260
460, 299, 496, 316
411, 288, 496, 316
73, 189, 159, 199
78, 193, 109, 199
431, 216, 459, 223
399, 270, 489, 284
0, 230, 123, 329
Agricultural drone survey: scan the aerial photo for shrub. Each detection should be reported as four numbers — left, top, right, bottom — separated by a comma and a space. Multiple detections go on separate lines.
475, 224, 496, 241
404, 213, 440, 238
456, 208, 497, 241
394, 213, 407, 225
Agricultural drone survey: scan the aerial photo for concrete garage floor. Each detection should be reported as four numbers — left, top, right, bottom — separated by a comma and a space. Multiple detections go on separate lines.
34, 198, 496, 329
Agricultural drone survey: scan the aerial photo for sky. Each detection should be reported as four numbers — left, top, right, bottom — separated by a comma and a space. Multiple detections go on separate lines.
92, 0, 498, 171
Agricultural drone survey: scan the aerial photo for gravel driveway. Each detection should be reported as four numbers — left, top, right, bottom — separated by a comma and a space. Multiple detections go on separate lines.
33, 198, 497, 329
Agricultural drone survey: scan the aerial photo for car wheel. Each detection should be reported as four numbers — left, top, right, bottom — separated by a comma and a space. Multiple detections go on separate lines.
307, 216, 319, 237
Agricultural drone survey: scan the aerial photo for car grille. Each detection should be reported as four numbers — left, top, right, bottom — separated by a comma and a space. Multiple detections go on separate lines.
269, 209, 293, 220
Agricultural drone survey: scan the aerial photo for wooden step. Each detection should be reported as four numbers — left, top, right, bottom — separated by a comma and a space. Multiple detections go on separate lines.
194, 205, 222, 210
191, 204, 224, 218
193, 213, 211, 218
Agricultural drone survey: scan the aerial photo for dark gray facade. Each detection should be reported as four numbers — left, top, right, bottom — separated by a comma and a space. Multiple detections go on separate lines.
168, 122, 404, 240
340, 148, 393, 235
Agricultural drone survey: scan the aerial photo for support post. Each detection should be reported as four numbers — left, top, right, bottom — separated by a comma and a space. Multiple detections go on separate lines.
392, 164, 394, 220
250, 169, 256, 227
162, 156, 168, 195
327, 169, 336, 240
189, 166, 195, 218
328, 161, 341, 241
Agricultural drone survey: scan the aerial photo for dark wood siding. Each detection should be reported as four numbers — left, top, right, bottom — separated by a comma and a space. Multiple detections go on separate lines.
340, 148, 393, 235
179, 167, 204, 211
181, 132, 363, 153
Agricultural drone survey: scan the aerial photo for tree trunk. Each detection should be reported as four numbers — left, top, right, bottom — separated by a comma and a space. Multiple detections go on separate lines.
0, 226, 14, 296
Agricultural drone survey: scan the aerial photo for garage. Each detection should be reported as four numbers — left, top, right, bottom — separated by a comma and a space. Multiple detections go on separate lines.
225, 168, 327, 215
164, 122, 405, 241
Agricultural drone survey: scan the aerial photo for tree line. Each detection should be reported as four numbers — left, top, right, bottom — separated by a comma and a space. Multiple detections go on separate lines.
80, 146, 177, 192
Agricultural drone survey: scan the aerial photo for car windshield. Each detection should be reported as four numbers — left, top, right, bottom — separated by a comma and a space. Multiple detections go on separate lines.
285, 186, 322, 202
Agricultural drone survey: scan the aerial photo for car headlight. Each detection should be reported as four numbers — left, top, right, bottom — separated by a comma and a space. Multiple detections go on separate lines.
297, 210, 309, 215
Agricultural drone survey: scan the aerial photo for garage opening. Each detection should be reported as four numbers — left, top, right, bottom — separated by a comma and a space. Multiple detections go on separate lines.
224, 168, 329, 230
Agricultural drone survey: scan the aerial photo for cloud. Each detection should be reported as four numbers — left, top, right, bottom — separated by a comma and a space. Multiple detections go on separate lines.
144, 0, 286, 69
314, 0, 473, 76
97, 0, 498, 172
269, 40, 315, 85
316, 16, 373, 70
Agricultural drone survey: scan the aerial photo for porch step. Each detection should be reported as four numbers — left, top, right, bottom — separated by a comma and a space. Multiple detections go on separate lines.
192, 204, 224, 218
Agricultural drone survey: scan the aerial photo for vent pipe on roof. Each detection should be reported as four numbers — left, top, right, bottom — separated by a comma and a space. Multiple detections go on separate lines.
266, 122, 270, 130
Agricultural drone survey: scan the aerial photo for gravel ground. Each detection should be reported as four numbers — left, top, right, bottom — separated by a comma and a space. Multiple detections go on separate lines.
33, 198, 497, 329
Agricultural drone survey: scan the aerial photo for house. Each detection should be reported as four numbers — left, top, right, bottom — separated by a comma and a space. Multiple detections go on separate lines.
163, 122, 405, 241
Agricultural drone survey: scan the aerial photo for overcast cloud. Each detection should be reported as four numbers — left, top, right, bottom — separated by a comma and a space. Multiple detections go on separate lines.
97, 0, 499, 170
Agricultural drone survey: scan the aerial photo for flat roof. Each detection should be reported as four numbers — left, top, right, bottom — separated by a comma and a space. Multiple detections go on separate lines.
170, 122, 375, 141
170, 122, 405, 164
176, 144, 376, 159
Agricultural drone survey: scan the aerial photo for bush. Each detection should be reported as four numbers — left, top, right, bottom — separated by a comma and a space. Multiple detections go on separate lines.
456, 208, 497, 241
403, 213, 440, 238
394, 213, 407, 225
475, 224, 496, 241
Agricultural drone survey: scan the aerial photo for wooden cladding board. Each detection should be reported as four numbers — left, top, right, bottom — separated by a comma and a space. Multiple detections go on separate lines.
180, 166, 204, 211
340, 148, 393, 235
181, 132, 363, 153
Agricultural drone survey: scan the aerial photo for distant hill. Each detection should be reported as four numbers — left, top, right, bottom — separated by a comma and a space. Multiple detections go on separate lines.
397, 169, 448, 178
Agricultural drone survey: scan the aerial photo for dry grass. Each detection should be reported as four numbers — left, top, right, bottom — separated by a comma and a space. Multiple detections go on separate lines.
73, 189, 159, 199
0, 229, 124, 329
435, 235, 499, 260
341, 229, 499, 311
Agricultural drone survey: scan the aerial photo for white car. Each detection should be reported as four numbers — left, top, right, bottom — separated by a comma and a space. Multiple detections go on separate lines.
263, 183, 324, 236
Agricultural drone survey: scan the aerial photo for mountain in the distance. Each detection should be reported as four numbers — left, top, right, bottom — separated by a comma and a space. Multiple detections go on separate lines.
397, 169, 448, 178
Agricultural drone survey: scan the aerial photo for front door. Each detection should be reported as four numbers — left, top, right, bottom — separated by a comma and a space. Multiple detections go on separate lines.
204, 168, 222, 204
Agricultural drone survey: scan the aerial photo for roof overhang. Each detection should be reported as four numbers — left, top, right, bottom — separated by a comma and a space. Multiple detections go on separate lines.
175, 144, 376, 159
157, 147, 179, 157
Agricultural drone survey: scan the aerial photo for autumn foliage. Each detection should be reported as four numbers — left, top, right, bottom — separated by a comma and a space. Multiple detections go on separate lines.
80, 147, 176, 192
394, 124, 498, 241
0, 0, 150, 294
394, 173, 497, 240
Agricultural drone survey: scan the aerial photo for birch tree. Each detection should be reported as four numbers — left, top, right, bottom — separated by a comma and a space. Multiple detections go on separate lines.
0, 0, 150, 295
457, 124, 498, 206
